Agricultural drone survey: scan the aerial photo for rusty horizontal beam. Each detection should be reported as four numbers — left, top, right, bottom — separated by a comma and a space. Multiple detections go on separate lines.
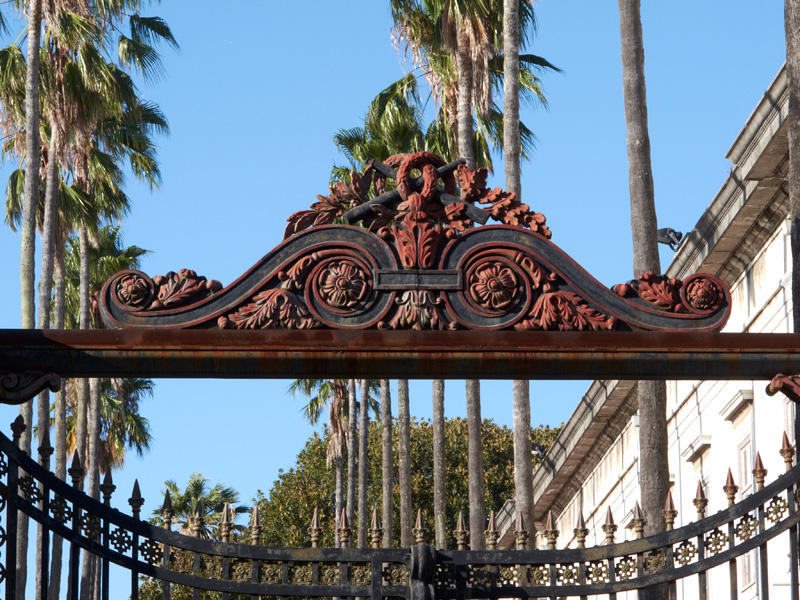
2, 329, 800, 381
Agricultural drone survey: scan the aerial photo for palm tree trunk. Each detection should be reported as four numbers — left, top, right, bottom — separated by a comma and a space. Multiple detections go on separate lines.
357, 380, 370, 548
380, 380, 394, 547
456, 28, 475, 169
786, 0, 800, 467
503, 0, 521, 196
346, 379, 357, 532
76, 226, 91, 462
466, 379, 485, 549
49, 243, 67, 600
432, 379, 446, 549
80, 377, 102, 599
335, 454, 344, 548
17, 7, 44, 587
398, 379, 412, 547
512, 380, 533, 532
618, 2, 667, 598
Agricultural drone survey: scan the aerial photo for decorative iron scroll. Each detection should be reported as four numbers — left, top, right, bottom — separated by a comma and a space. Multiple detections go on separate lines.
0, 372, 60, 405
3, 427, 799, 599
99, 152, 730, 332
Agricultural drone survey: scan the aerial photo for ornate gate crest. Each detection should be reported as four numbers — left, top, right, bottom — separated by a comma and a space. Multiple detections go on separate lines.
99, 152, 730, 332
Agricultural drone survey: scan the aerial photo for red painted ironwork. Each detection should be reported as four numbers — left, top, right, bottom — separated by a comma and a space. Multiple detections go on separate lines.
98, 152, 731, 334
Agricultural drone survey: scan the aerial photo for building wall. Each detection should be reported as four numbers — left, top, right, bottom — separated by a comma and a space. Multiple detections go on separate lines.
546, 221, 795, 599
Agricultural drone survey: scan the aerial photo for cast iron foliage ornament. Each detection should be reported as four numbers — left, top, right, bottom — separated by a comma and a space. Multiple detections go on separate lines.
99, 152, 730, 333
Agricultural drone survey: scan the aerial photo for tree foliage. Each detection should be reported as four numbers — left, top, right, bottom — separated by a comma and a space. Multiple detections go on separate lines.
255, 417, 561, 549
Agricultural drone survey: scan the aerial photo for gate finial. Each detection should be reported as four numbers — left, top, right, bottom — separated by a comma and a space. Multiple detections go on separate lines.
631, 502, 646, 539
514, 511, 529, 549
662, 491, 677, 531
68, 450, 84, 488
780, 432, 795, 471
693, 481, 708, 519
574, 512, 589, 548
454, 511, 469, 550
543, 511, 559, 549
11, 414, 26, 445
220, 503, 233, 542
484, 511, 498, 549
129, 479, 144, 519
723, 469, 738, 507
413, 509, 428, 544
753, 452, 767, 490
161, 490, 175, 530
100, 470, 115, 505
338, 508, 352, 548
602, 508, 617, 544
309, 506, 322, 547
249, 505, 262, 545
368, 508, 382, 548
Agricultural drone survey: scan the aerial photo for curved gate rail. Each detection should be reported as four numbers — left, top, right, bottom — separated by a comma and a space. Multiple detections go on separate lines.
2, 427, 799, 600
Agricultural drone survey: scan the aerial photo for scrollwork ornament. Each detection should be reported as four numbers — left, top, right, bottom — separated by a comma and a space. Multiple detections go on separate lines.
261, 562, 282, 584
736, 514, 758, 541
320, 563, 341, 585
0, 372, 61, 405
351, 563, 371, 585
0, 452, 7, 476
674, 540, 697, 565
529, 565, 548, 585
615, 556, 637, 581
18, 475, 42, 503
704, 528, 728, 555
556, 564, 578, 585
586, 561, 609, 583
50, 495, 72, 525
382, 563, 407, 586
219, 290, 318, 330
766, 496, 789, 523
110, 527, 132, 553
289, 563, 312, 585
644, 550, 667, 573
0, 523, 6, 547
80, 513, 102, 542
139, 538, 164, 565
498, 566, 519, 587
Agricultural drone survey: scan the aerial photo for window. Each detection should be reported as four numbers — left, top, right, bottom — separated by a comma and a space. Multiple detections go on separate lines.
737, 437, 755, 590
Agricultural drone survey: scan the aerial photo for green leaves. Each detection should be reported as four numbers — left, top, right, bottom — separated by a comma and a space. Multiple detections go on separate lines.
129, 15, 178, 50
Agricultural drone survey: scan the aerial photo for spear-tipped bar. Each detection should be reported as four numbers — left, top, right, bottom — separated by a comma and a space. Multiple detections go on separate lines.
337, 508, 352, 548
454, 511, 469, 550
129, 480, 144, 519
543, 511, 559, 549
11, 414, 26, 445
753, 452, 767, 489
602, 508, 617, 545
574, 512, 589, 548
780, 432, 795, 471
368, 508, 382, 548
662, 491, 678, 531
413, 509, 428, 545
515, 511, 529, 550
308, 506, 323, 548
249, 505, 262, 545
631, 502, 646, 539
723, 469, 738, 507
220, 503, 233, 543
161, 490, 175, 530
68, 451, 84, 488
100, 471, 116, 505
693, 481, 708, 519
484, 511, 499, 550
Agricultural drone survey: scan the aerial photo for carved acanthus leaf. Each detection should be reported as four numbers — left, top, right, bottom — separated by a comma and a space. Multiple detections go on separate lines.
218, 290, 318, 330
613, 272, 686, 313
515, 291, 617, 331
150, 269, 222, 310
381, 290, 457, 331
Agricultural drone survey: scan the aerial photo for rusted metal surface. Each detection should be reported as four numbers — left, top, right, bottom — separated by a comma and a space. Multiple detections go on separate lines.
2, 328, 800, 382
767, 373, 800, 404
99, 152, 731, 334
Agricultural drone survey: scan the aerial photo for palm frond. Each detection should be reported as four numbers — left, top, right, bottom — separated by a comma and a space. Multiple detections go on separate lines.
4, 167, 24, 231
117, 34, 165, 81
129, 15, 179, 50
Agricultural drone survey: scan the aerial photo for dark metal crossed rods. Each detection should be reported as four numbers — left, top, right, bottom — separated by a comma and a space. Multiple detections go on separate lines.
342, 157, 490, 225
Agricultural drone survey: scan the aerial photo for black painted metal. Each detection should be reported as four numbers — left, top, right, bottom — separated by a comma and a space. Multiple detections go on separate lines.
3, 428, 800, 599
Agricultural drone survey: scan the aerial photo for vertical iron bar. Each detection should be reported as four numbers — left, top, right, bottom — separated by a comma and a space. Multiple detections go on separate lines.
38, 484, 50, 600
221, 555, 230, 600
249, 555, 260, 600
370, 556, 381, 600
607, 556, 617, 600
67, 495, 80, 599
758, 500, 770, 600
131, 530, 140, 599
101, 512, 109, 600
281, 560, 290, 600
697, 531, 707, 600
160, 542, 170, 600
788, 480, 799, 600
192, 551, 200, 600
6, 453, 19, 600
727, 518, 738, 600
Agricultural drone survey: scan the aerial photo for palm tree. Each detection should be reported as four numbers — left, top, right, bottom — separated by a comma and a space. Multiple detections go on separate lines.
380, 379, 394, 547
357, 379, 370, 548
786, 0, 800, 377
617, 2, 667, 598
398, 379, 412, 546
159, 473, 250, 539
432, 379, 446, 548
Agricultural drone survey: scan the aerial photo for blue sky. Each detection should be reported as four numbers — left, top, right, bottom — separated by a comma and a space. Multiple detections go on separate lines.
0, 1, 788, 593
